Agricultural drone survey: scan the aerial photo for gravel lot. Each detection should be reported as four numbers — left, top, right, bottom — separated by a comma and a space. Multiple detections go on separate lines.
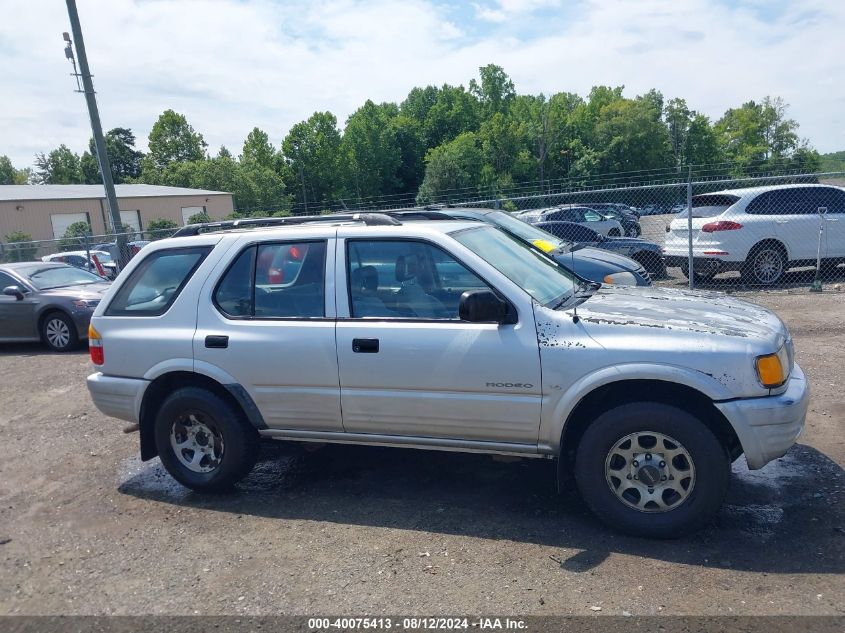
0, 289, 843, 616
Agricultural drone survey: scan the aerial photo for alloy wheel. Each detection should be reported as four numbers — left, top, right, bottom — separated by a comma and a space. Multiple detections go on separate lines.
604, 431, 696, 513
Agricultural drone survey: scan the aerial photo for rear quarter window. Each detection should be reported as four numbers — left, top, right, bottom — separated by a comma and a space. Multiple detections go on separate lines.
105, 246, 211, 316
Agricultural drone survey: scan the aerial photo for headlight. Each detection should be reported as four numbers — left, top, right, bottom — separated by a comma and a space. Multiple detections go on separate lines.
72, 299, 100, 309
755, 344, 790, 388
602, 271, 638, 286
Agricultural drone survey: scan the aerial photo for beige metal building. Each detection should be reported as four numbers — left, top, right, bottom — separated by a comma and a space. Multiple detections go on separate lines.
0, 184, 234, 241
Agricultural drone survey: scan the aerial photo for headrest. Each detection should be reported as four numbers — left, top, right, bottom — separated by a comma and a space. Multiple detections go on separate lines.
395, 255, 417, 282
351, 265, 379, 292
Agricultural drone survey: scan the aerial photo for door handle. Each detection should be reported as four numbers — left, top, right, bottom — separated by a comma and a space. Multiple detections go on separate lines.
826, 217, 839, 222
352, 338, 379, 353
205, 335, 229, 349
774, 219, 789, 224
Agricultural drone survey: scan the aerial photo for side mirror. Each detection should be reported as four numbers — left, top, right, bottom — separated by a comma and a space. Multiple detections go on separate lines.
459, 290, 514, 324
3, 285, 24, 301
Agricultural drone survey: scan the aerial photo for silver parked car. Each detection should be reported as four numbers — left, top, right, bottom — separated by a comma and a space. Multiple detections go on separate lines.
87, 215, 808, 538
0, 262, 111, 351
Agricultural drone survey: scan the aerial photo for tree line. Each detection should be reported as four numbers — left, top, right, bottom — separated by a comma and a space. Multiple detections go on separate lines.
0, 64, 828, 216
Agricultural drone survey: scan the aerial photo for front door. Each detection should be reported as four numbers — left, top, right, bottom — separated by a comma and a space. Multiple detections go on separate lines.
0, 272, 38, 340
194, 238, 343, 431
335, 237, 542, 446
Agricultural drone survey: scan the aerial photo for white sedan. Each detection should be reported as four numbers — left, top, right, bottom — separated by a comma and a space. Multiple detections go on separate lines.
518, 206, 625, 236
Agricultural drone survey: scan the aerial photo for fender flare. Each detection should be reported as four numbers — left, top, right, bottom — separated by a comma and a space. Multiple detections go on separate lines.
539, 362, 736, 452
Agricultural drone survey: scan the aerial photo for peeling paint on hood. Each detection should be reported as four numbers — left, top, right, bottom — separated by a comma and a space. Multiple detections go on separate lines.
570, 284, 786, 340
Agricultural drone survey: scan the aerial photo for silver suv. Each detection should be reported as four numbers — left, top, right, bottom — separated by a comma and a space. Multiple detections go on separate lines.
87, 215, 808, 537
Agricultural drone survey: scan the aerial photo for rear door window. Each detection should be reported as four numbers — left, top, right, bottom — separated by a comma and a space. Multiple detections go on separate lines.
106, 247, 211, 316
213, 241, 327, 319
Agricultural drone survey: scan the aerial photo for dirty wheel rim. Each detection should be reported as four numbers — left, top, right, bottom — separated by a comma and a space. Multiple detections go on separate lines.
753, 249, 783, 284
45, 318, 70, 349
170, 412, 225, 473
605, 431, 696, 513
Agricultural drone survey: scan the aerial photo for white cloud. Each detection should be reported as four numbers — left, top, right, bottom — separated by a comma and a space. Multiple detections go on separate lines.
0, 0, 843, 168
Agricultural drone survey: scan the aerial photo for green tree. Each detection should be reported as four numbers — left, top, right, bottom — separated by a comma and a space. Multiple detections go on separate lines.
282, 111, 343, 212
0, 156, 30, 184
59, 220, 92, 250
416, 132, 484, 203
144, 110, 207, 171
2, 231, 37, 262
391, 115, 426, 193
593, 98, 672, 175
340, 100, 402, 200
419, 84, 480, 149
80, 128, 143, 184
240, 127, 277, 169
469, 64, 516, 118
34, 145, 83, 184
685, 113, 722, 167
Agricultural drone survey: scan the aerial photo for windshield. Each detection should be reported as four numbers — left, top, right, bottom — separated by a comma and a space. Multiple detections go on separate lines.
93, 251, 113, 263
22, 266, 105, 290
486, 211, 569, 252
451, 225, 578, 307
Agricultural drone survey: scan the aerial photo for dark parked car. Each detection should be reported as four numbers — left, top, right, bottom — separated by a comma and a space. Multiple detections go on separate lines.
0, 262, 111, 351
536, 221, 666, 278
390, 208, 652, 286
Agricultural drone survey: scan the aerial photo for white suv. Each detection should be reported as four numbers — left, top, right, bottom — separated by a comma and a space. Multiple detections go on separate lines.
663, 184, 845, 285
86, 214, 808, 537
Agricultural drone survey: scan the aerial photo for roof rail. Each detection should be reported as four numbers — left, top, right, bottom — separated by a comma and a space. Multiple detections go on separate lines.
170, 212, 401, 237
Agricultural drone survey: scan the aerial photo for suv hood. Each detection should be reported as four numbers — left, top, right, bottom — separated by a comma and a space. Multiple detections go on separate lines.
575, 284, 786, 343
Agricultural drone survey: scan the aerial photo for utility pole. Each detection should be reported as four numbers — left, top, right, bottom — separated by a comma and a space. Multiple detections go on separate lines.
64, 0, 128, 267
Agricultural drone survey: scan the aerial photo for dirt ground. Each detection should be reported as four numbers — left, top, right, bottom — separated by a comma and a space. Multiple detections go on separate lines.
0, 289, 843, 616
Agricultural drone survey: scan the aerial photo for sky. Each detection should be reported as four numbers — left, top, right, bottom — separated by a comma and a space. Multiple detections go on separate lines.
1, 0, 843, 168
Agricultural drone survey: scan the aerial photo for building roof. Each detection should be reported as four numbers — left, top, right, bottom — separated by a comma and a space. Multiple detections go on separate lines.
0, 184, 231, 202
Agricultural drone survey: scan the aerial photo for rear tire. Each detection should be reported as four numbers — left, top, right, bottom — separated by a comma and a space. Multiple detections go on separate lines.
41, 311, 79, 352
741, 243, 786, 285
574, 402, 730, 538
154, 387, 259, 492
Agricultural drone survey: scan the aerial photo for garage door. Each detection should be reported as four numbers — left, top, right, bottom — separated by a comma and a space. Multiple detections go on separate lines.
181, 206, 206, 225
120, 210, 142, 234
50, 213, 90, 239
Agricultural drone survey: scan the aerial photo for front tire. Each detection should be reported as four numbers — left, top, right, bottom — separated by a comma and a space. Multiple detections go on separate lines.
154, 387, 259, 492
41, 312, 79, 352
574, 402, 730, 538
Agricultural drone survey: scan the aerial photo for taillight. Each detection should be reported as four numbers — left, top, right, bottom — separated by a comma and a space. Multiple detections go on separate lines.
701, 221, 743, 233
88, 324, 104, 365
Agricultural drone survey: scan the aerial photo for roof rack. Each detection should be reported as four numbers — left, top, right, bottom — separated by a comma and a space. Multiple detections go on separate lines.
171, 212, 401, 238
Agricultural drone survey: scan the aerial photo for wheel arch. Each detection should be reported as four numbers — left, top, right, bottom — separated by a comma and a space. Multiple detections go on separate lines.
555, 378, 742, 488
748, 237, 790, 263
137, 370, 265, 461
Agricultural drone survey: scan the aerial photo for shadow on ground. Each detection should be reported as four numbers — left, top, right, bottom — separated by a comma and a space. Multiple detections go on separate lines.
0, 342, 88, 357
119, 442, 844, 575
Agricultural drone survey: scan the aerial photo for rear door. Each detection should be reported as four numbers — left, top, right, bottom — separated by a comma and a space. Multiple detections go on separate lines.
751, 188, 821, 261
193, 235, 342, 432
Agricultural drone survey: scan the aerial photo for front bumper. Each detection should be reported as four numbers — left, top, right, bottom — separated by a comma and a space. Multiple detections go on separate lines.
715, 363, 809, 469
87, 372, 149, 423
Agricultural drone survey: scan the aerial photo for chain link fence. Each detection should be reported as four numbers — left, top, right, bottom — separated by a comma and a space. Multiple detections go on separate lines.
0, 227, 178, 279
424, 170, 845, 292
2, 169, 843, 292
